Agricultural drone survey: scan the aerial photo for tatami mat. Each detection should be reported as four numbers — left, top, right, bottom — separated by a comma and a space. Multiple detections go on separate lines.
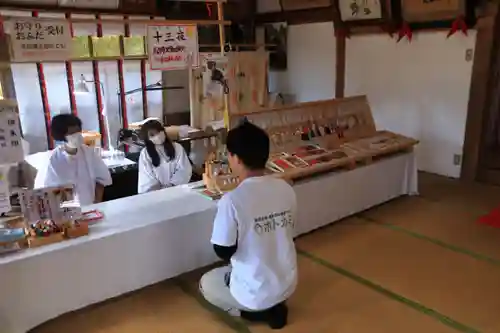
32, 173, 500, 333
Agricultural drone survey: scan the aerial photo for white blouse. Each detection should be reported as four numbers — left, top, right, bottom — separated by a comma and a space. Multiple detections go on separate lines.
137, 142, 193, 194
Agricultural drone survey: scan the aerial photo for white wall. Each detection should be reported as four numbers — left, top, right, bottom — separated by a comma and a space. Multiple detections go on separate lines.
270, 22, 476, 178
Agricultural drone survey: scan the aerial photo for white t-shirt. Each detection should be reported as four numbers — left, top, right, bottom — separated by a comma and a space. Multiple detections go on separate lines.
34, 145, 112, 206
211, 176, 298, 310
137, 142, 193, 194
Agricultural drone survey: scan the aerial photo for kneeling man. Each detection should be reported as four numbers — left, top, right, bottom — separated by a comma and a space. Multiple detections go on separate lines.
200, 122, 297, 330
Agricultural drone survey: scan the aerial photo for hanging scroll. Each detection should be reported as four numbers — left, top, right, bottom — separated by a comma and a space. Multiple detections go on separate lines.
147, 25, 199, 71
58, 0, 119, 9
7, 18, 72, 62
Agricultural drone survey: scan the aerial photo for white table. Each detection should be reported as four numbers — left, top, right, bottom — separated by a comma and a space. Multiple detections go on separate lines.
0, 152, 417, 333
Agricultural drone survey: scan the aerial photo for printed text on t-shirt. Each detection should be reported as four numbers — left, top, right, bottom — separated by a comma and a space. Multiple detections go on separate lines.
253, 210, 293, 235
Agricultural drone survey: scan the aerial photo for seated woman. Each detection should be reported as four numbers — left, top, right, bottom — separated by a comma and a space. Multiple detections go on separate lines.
34, 114, 112, 206
137, 119, 192, 194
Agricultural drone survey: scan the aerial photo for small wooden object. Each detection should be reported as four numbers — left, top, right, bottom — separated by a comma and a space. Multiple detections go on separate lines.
203, 152, 239, 193
65, 223, 89, 239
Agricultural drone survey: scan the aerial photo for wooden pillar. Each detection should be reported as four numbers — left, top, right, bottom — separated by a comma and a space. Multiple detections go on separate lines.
335, 32, 346, 98
461, 3, 499, 181
217, 1, 230, 128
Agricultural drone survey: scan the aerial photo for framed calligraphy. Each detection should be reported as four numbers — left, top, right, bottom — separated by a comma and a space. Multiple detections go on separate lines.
399, 0, 465, 22
3, 0, 57, 4
58, 0, 119, 8
389, 0, 475, 30
120, 0, 156, 13
336, 0, 388, 23
280, 0, 331, 11
147, 25, 199, 71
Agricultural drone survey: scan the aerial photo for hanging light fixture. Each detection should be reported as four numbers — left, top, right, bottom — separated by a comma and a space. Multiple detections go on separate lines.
74, 74, 91, 94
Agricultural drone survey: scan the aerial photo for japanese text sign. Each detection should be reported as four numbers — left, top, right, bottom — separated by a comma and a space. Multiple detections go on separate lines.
0, 104, 24, 165
7, 18, 72, 62
147, 25, 199, 71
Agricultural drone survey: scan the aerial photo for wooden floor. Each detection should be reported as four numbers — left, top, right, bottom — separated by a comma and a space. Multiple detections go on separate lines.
33, 173, 500, 333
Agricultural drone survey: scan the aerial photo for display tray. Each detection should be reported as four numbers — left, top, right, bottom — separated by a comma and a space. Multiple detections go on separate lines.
342, 131, 419, 159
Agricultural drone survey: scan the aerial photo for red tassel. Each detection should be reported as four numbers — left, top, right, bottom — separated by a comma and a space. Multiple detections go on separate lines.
447, 16, 468, 38
397, 22, 412, 43
206, 3, 212, 18
0, 16, 4, 37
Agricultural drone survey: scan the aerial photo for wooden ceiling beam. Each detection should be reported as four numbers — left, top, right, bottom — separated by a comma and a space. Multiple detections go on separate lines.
255, 6, 334, 25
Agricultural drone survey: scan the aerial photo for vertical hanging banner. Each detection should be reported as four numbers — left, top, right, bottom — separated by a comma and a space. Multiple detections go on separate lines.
7, 17, 72, 62
147, 25, 199, 71
0, 103, 24, 165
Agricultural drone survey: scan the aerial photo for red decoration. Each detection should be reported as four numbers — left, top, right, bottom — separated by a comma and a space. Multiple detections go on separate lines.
447, 16, 468, 38
0, 16, 4, 37
206, 3, 213, 18
397, 22, 412, 43
335, 27, 351, 39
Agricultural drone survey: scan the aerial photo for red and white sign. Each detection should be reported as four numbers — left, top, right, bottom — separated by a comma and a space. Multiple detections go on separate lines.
147, 24, 199, 71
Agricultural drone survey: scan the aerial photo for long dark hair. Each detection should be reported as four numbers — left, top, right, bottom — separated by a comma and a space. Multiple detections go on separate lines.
140, 120, 176, 167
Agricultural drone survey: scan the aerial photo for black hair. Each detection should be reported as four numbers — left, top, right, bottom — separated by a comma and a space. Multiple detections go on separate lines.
51, 114, 82, 141
226, 121, 269, 170
139, 119, 176, 167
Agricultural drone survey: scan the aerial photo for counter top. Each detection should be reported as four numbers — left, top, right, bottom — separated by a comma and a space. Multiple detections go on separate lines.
0, 182, 215, 265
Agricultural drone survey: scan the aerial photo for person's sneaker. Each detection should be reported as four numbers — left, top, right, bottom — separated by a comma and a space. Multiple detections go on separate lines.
241, 302, 288, 330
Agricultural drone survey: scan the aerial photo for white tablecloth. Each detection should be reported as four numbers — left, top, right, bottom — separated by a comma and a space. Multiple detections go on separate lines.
293, 152, 417, 235
0, 152, 417, 333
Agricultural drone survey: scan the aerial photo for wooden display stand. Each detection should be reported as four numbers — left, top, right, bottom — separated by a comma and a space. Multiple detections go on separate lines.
203, 152, 239, 192
222, 95, 419, 182
191, 51, 268, 130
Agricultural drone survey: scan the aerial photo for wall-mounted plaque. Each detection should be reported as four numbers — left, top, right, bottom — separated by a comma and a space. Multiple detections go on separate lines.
58, 0, 119, 9
281, 0, 331, 11
120, 0, 156, 13
401, 0, 465, 22
338, 0, 384, 21
3, 0, 57, 4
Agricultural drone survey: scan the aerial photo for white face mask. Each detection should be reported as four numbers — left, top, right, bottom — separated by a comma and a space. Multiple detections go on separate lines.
65, 132, 84, 148
150, 132, 166, 145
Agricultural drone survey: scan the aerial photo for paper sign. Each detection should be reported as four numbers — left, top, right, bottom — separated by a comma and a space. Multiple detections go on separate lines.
0, 167, 11, 214
7, 18, 72, 62
58, 0, 119, 8
147, 25, 199, 71
202, 54, 228, 99
0, 105, 24, 165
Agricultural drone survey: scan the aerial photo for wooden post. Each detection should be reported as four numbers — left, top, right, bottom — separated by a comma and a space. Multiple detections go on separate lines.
217, 2, 230, 128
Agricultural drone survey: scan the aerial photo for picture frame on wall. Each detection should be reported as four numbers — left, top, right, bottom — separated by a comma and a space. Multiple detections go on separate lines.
389, 0, 476, 30
336, 0, 390, 25
399, 0, 465, 22
280, 0, 331, 11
